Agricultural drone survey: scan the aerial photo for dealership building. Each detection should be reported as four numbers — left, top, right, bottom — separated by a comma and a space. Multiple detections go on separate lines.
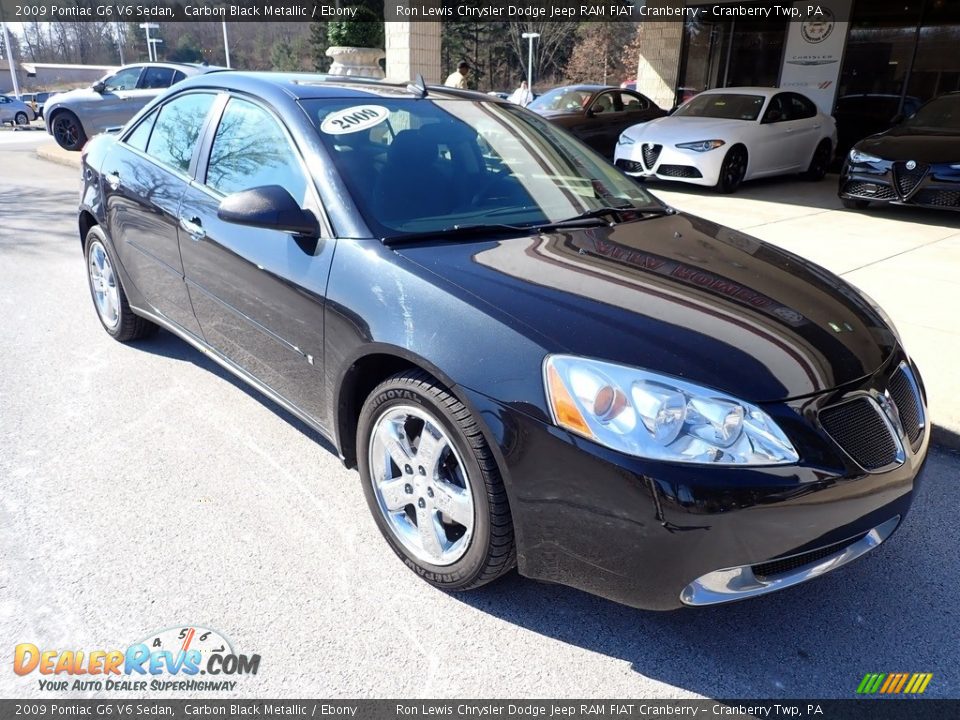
384, 0, 957, 152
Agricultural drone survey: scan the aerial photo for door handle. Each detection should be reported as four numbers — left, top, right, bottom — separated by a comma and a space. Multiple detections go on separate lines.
179, 216, 206, 242
104, 171, 120, 190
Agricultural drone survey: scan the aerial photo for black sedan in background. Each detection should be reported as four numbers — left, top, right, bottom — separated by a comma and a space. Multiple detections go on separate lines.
529, 84, 666, 158
840, 92, 960, 211
79, 72, 927, 610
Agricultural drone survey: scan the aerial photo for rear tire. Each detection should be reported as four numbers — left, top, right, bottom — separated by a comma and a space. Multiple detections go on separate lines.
14, 112, 28, 126
714, 146, 747, 194
357, 370, 515, 591
803, 140, 832, 181
51, 111, 86, 151
84, 226, 157, 342
842, 198, 870, 210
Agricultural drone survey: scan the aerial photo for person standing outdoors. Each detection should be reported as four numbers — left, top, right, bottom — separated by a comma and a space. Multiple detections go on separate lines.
444, 61, 471, 89
509, 80, 533, 107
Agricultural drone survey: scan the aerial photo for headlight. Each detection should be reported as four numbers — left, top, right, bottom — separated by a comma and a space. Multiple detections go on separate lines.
849, 148, 882, 164
618, 133, 635, 146
676, 139, 726, 152
544, 356, 799, 465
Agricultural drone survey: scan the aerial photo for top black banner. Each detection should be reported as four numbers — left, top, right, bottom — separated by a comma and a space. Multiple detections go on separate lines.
0, 1, 855, 24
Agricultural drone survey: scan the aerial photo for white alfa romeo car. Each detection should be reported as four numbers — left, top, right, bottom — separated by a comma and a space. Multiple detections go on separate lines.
614, 87, 837, 193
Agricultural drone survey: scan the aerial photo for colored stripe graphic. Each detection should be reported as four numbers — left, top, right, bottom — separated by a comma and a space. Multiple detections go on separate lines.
857, 673, 932, 694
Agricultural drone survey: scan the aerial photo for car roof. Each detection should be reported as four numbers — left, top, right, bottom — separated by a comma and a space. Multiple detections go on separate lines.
699, 87, 782, 97
173, 71, 508, 103
120, 61, 222, 76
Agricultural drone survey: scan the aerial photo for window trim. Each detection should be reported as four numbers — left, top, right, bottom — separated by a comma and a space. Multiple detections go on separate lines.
117, 89, 222, 184
193, 91, 332, 239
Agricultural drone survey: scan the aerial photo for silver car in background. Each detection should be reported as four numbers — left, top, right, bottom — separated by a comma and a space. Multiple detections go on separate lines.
44, 62, 218, 150
0, 95, 37, 126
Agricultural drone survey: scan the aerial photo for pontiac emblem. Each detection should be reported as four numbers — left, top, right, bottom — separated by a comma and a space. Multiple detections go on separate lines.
906, 160, 917, 170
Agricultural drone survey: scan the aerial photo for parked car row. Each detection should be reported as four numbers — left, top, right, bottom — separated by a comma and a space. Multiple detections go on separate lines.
0, 94, 37, 126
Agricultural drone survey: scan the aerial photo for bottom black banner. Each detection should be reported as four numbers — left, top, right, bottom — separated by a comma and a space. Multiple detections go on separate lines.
0, 700, 953, 720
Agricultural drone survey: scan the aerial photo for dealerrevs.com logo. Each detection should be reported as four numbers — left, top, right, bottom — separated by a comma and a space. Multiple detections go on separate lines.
14, 626, 260, 692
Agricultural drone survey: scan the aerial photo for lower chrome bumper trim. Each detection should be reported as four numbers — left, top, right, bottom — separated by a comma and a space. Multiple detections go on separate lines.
679, 515, 900, 607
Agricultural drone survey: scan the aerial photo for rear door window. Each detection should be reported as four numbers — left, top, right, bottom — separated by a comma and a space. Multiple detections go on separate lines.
144, 92, 216, 174
140, 67, 175, 89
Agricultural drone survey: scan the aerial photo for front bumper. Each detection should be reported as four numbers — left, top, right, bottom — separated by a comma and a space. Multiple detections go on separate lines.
840, 158, 960, 210
462, 349, 928, 610
614, 141, 724, 187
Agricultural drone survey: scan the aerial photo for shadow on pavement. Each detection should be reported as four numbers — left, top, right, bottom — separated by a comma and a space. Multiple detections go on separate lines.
453, 448, 957, 699
131, 327, 339, 459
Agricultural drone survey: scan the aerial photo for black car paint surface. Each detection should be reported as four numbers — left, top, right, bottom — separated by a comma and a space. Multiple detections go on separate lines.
79, 73, 928, 610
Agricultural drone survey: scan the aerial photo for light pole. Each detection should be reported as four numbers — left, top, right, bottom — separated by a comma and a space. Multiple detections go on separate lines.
1, 22, 21, 99
521, 31, 540, 90
148, 37, 163, 61
139, 22, 159, 62
222, 21, 231, 68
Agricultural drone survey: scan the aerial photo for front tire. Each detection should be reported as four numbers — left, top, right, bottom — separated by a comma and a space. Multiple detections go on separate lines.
714, 146, 747, 194
51, 111, 86, 151
802, 140, 832, 181
357, 370, 515, 591
84, 226, 156, 342
14, 111, 28, 126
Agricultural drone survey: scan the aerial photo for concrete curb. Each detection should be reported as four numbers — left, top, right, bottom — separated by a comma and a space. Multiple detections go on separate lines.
36, 143, 81, 169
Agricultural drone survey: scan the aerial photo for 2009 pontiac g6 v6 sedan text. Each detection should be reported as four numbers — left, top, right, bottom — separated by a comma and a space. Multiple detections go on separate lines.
78, 73, 928, 610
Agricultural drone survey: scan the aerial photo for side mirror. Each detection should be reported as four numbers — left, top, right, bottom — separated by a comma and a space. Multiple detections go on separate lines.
585, 108, 596, 118
92, 81, 106, 94
217, 185, 318, 236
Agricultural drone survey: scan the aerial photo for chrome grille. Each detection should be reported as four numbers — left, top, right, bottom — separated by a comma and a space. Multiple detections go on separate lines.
641, 143, 662, 169
752, 533, 867, 581
819, 398, 900, 471
893, 162, 929, 197
888, 365, 924, 447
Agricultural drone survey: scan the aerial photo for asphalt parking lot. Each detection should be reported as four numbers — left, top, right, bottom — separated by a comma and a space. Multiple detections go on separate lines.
1, 133, 958, 699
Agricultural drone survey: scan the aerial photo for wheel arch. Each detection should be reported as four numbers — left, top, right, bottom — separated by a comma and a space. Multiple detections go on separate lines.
335, 346, 469, 470
79, 210, 98, 252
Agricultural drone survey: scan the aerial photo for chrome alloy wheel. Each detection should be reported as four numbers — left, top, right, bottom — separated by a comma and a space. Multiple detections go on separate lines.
88, 240, 120, 330
368, 405, 475, 566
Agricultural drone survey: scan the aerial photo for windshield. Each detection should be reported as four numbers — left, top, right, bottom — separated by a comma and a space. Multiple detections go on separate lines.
303, 98, 660, 237
673, 93, 766, 121
528, 87, 595, 113
903, 94, 960, 130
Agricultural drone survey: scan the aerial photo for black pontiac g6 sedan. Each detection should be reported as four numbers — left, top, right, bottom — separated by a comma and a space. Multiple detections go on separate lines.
79, 73, 928, 610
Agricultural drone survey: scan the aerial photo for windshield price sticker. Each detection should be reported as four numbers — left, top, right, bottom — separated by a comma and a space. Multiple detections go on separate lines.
320, 105, 389, 136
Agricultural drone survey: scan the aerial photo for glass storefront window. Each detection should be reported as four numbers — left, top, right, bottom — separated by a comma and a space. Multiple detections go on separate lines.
679, 6, 789, 107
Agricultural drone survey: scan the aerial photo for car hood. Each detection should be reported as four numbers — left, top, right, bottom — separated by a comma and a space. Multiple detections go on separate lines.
855, 126, 960, 163
395, 214, 895, 403
47, 87, 97, 105
623, 116, 751, 143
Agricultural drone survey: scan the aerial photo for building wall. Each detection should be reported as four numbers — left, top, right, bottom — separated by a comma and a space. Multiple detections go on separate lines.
635, 18, 685, 109
385, 21, 442, 84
